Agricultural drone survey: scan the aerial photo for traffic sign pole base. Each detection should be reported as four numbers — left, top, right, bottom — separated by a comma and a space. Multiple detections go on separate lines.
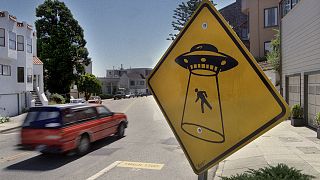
198, 170, 208, 180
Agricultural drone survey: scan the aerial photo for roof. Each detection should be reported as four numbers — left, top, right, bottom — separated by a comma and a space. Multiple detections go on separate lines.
33, 56, 43, 65
126, 72, 145, 79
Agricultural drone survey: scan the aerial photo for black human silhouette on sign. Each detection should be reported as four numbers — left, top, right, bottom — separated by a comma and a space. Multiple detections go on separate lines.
195, 88, 212, 113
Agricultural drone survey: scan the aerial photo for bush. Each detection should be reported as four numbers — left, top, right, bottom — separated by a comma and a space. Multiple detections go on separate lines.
291, 104, 303, 119
221, 164, 314, 180
255, 56, 267, 62
99, 94, 113, 99
0, 117, 10, 124
315, 112, 320, 127
50, 93, 65, 104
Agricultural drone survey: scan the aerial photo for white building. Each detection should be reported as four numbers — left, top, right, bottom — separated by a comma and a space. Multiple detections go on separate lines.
99, 66, 152, 95
0, 11, 46, 116
280, 0, 320, 129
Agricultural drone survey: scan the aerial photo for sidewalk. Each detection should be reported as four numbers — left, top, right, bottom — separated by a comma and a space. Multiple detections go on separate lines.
0, 113, 26, 133
214, 120, 320, 179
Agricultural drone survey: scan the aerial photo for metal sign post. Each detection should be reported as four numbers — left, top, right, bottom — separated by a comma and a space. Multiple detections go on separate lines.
198, 170, 208, 180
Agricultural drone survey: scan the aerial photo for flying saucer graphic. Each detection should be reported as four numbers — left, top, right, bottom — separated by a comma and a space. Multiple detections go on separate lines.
176, 44, 238, 143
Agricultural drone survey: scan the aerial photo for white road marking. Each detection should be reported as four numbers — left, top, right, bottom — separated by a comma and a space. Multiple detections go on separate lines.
123, 99, 138, 113
86, 161, 122, 180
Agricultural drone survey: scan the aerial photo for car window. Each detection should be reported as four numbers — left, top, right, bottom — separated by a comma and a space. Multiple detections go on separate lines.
96, 106, 111, 117
23, 110, 61, 128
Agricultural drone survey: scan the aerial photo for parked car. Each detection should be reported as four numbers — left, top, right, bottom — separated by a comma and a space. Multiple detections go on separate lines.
70, 98, 85, 104
20, 104, 128, 155
88, 96, 102, 104
125, 92, 135, 98
114, 92, 125, 100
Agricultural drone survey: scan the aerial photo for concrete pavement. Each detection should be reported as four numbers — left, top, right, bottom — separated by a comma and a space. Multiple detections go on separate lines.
0, 113, 26, 133
214, 120, 320, 179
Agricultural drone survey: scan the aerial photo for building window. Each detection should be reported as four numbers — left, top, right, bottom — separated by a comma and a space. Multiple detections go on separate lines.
264, 41, 272, 55
17, 67, 24, 83
27, 68, 32, 83
27, 38, 32, 53
9, 31, 16, 50
280, 0, 300, 18
140, 81, 145, 85
0, 28, 4, 47
17, 35, 24, 51
130, 81, 135, 86
264, 7, 278, 27
0, 64, 2, 75
2, 65, 11, 76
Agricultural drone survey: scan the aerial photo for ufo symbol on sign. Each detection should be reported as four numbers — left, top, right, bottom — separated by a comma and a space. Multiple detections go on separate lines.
175, 44, 238, 76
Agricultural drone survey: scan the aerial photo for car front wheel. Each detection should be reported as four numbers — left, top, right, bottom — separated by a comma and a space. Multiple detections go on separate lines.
117, 123, 125, 138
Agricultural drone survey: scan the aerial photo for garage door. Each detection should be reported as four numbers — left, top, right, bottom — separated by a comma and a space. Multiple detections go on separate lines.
287, 76, 301, 108
307, 74, 320, 129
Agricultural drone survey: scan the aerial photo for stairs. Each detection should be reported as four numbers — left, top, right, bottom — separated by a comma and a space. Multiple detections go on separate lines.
31, 91, 43, 106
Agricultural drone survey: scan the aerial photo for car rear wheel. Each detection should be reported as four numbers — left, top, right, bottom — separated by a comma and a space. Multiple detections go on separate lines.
77, 135, 90, 155
117, 123, 125, 139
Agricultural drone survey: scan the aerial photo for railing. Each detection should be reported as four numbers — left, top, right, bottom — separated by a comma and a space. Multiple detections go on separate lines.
36, 86, 48, 106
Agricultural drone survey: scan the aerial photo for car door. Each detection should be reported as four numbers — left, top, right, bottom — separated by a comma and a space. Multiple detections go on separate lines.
96, 106, 118, 138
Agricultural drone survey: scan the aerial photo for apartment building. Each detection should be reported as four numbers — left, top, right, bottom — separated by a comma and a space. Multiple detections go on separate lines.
242, 0, 279, 58
0, 11, 45, 116
280, 0, 320, 129
99, 66, 152, 95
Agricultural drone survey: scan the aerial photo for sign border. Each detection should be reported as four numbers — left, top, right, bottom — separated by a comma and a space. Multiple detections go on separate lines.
148, 1, 287, 174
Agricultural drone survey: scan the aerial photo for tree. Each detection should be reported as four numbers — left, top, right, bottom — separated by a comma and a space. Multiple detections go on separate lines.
167, 0, 215, 41
267, 30, 280, 72
35, 0, 91, 96
77, 74, 101, 101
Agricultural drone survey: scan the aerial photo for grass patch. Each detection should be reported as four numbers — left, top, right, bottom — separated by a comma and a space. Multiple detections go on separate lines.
221, 164, 315, 180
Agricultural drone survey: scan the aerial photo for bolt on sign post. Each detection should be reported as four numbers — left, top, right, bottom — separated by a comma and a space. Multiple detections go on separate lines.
147, 0, 290, 175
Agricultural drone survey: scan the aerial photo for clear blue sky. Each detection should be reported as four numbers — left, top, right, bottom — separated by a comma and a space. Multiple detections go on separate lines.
0, 0, 235, 77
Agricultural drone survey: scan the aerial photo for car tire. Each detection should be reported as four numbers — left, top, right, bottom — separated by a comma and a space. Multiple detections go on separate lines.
117, 123, 125, 139
76, 135, 90, 156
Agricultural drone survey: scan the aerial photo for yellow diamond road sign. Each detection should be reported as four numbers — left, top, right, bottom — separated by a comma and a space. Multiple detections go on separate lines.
147, 0, 289, 175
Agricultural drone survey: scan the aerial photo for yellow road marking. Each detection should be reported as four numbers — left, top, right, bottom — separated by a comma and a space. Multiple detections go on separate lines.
117, 161, 164, 170
0, 152, 30, 163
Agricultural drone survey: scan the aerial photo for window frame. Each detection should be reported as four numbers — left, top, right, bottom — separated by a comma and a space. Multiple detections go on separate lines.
2, 65, 11, 76
264, 41, 272, 55
17, 35, 24, 51
17, 67, 24, 83
264, 7, 278, 28
0, 28, 5, 47
0, 64, 2, 75
27, 67, 32, 83
27, 38, 32, 53
9, 31, 16, 50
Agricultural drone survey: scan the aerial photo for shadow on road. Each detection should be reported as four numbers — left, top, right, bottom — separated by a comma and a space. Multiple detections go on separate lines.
6, 136, 122, 171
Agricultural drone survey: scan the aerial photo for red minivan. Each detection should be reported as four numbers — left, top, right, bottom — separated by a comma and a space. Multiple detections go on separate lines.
21, 104, 128, 155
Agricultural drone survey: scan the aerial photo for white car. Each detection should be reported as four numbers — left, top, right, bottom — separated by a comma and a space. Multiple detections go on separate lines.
125, 93, 135, 98
70, 98, 85, 104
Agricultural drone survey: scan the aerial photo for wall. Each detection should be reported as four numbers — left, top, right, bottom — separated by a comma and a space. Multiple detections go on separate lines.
281, 0, 320, 106
244, 0, 279, 57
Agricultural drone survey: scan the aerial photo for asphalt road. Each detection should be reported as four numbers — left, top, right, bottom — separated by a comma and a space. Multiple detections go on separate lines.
0, 96, 205, 180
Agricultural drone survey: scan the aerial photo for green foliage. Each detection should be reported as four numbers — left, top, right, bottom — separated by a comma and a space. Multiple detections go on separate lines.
0, 116, 10, 124
50, 93, 66, 104
315, 112, 320, 127
221, 164, 314, 180
77, 74, 102, 101
267, 30, 280, 72
291, 104, 303, 119
255, 56, 267, 62
35, 0, 91, 95
168, 0, 214, 40
99, 94, 113, 99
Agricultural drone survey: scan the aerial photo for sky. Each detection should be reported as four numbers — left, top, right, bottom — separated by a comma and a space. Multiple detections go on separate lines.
0, 0, 235, 77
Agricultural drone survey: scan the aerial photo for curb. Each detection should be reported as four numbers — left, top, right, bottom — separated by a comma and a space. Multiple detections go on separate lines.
0, 125, 21, 133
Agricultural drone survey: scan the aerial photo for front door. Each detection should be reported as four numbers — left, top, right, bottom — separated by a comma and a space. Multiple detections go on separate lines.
33, 75, 37, 90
